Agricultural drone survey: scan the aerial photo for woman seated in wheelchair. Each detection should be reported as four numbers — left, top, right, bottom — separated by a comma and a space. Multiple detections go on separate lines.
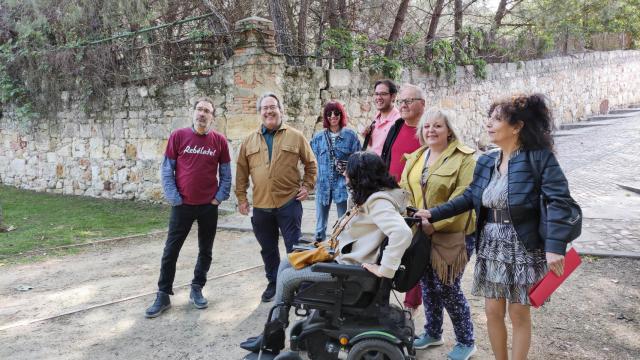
241, 151, 413, 356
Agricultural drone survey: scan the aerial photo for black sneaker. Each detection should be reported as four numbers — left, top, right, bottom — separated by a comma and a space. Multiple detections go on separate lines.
261, 282, 277, 302
190, 284, 208, 309
145, 291, 171, 318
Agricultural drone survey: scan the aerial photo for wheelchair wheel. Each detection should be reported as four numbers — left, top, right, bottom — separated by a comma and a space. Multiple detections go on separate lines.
346, 339, 404, 360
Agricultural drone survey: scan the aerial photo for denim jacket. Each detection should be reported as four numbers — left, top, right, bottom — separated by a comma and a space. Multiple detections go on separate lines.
310, 128, 361, 206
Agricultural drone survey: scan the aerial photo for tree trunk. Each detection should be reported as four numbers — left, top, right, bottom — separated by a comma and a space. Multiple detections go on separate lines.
328, 0, 339, 30
488, 0, 508, 45
315, 5, 326, 67
384, 0, 410, 58
285, 0, 297, 48
297, 0, 310, 66
268, 0, 295, 64
424, 0, 446, 60
453, 0, 463, 61
338, 0, 347, 28
327, 0, 340, 67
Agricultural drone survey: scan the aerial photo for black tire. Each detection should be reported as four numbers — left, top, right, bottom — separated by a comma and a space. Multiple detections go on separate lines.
346, 339, 404, 360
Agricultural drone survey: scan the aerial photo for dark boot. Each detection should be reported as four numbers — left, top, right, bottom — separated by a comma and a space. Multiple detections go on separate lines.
262, 320, 286, 354
145, 291, 171, 318
261, 282, 277, 302
240, 318, 286, 353
189, 284, 208, 309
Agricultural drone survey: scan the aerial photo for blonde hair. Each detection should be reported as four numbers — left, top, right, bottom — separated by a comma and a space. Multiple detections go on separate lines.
416, 107, 460, 146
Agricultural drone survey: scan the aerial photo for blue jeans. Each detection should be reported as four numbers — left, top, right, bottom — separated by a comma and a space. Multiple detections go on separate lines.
315, 192, 347, 240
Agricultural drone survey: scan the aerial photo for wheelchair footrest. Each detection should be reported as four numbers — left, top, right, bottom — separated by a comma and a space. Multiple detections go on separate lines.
242, 351, 278, 360
242, 351, 303, 360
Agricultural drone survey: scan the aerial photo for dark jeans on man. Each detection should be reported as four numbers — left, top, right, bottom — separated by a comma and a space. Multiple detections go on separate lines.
251, 199, 303, 284
157, 204, 218, 295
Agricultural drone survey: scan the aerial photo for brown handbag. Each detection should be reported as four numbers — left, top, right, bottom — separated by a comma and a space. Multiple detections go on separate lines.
288, 205, 360, 270
422, 181, 472, 285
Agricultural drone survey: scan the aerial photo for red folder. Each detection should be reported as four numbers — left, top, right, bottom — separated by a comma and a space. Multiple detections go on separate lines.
529, 247, 582, 308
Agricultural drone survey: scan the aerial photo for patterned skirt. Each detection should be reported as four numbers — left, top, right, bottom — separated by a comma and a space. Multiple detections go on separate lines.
471, 222, 548, 305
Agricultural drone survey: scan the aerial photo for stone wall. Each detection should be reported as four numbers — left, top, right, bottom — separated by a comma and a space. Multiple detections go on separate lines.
306, 50, 640, 150
2, 16, 640, 206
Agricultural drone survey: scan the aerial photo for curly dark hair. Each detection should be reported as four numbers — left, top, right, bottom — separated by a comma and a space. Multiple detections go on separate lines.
346, 151, 399, 205
488, 93, 555, 151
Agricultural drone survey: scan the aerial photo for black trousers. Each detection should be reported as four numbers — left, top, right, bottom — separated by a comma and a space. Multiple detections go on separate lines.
251, 200, 302, 284
157, 204, 218, 295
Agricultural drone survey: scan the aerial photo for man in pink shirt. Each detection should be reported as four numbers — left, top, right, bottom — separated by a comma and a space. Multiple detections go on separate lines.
362, 79, 401, 155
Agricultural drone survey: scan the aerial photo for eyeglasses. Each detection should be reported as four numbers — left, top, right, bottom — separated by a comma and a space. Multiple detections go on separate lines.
397, 98, 423, 106
374, 92, 390, 97
195, 107, 212, 114
261, 105, 279, 112
327, 111, 341, 118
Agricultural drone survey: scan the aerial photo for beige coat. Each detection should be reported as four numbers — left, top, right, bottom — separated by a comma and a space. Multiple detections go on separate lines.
336, 188, 413, 278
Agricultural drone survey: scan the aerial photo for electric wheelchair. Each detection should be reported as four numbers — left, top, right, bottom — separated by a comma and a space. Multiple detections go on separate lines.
243, 216, 423, 360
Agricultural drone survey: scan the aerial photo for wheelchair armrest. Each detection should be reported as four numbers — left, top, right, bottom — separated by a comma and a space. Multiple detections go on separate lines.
311, 263, 375, 278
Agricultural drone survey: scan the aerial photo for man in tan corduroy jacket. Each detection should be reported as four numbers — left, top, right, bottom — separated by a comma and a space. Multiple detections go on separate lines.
235, 92, 317, 302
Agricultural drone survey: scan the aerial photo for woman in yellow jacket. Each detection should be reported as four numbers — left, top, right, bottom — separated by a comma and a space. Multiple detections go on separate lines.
400, 108, 477, 360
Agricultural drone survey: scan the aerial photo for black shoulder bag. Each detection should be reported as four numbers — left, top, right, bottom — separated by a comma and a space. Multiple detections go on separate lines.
528, 151, 582, 243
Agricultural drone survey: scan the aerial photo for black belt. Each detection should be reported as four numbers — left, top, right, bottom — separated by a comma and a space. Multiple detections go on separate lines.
486, 208, 511, 224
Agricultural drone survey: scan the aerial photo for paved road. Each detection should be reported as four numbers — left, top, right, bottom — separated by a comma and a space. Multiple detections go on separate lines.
554, 110, 640, 256
219, 110, 640, 257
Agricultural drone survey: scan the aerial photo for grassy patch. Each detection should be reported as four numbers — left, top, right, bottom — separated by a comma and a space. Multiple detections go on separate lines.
0, 186, 170, 257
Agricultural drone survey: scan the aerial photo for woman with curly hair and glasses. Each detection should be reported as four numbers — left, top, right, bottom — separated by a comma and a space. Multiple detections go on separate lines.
240, 151, 412, 356
418, 94, 580, 360
310, 101, 361, 241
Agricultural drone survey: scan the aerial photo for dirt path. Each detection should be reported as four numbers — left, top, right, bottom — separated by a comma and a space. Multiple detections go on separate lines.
0, 230, 638, 360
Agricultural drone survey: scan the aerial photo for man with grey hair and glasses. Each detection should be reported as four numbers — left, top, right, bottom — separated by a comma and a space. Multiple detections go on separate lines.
235, 92, 317, 302
380, 83, 426, 182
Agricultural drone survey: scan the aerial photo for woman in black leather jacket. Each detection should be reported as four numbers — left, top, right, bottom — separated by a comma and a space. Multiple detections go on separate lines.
418, 94, 577, 360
